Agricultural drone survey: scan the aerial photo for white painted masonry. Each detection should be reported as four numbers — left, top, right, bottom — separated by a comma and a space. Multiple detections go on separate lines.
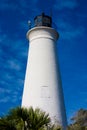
22, 26, 67, 129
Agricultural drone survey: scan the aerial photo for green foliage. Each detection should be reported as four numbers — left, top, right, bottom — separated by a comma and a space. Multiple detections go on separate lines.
1, 107, 86, 130
71, 108, 87, 126
67, 124, 86, 130
67, 108, 87, 130
0, 106, 54, 130
25, 107, 51, 129
0, 118, 17, 130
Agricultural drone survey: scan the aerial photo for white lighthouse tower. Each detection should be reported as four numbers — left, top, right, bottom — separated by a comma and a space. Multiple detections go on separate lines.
22, 13, 67, 129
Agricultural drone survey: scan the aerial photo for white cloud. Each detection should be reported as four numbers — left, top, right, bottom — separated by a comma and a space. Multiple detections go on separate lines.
60, 27, 84, 40
20, 21, 29, 31
7, 60, 21, 71
58, 20, 85, 40
0, 80, 10, 86
0, 2, 18, 11
0, 34, 7, 42
18, 0, 38, 8
54, 0, 78, 10
17, 79, 24, 86
0, 88, 11, 93
11, 92, 19, 103
0, 97, 10, 103
3, 73, 14, 80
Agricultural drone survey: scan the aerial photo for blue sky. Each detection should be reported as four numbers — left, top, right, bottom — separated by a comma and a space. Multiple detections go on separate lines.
0, 0, 87, 123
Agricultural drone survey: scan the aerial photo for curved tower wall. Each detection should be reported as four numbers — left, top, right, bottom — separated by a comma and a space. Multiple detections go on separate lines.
22, 26, 67, 129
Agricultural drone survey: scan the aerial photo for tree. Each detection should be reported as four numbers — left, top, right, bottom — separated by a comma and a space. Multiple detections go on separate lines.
67, 124, 86, 130
7, 107, 29, 130
25, 107, 51, 130
0, 117, 17, 130
0, 106, 52, 130
71, 109, 87, 126
67, 109, 87, 130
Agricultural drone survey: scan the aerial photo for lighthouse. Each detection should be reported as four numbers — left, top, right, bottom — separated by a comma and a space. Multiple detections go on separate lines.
22, 13, 67, 129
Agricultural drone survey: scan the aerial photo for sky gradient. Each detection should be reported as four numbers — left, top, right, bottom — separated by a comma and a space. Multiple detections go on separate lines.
0, 0, 87, 123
